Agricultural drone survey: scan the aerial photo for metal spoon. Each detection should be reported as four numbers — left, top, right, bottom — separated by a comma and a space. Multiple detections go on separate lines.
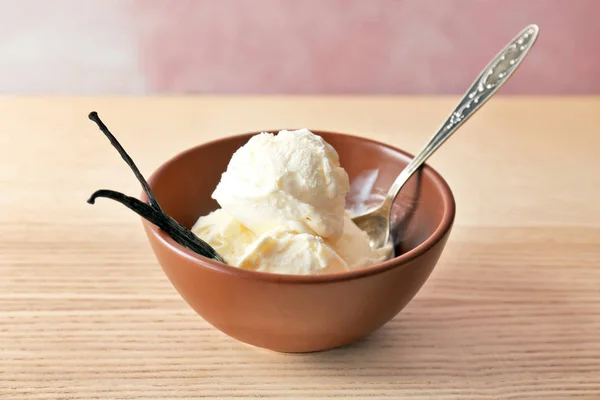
352, 24, 540, 251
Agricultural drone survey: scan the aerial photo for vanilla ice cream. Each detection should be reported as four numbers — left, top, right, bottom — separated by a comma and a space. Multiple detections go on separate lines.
212, 129, 349, 241
192, 129, 390, 275
237, 226, 349, 275
191, 209, 256, 265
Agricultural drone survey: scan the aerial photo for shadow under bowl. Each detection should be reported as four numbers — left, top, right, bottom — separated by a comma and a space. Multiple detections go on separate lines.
142, 130, 455, 353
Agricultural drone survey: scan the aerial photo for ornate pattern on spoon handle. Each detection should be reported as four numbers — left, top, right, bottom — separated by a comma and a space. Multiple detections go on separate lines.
447, 24, 540, 131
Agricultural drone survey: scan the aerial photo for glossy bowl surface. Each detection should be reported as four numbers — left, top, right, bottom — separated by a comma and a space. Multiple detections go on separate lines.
142, 131, 455, 352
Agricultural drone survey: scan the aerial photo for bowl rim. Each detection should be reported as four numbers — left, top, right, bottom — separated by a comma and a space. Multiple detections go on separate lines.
142, 130, 456, 283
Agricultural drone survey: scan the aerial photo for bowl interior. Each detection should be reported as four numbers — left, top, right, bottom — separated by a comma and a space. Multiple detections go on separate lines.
148, 131, 452, 259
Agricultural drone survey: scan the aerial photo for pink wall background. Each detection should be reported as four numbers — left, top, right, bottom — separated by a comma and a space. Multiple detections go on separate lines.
0, 0, 597, 94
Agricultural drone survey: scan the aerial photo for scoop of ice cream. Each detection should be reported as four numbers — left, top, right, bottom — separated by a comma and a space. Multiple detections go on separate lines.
236, 227, 349, 275
191, 209, 257, 265
192, 210, 389, 275
330, 214, 392, 270
212, 129, 350, 242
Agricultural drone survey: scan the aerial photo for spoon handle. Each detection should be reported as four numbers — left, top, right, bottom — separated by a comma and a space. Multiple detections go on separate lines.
384, 24, 539, 207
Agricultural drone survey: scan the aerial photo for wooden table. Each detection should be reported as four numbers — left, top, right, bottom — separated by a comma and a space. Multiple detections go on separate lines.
2, 96, 599, 399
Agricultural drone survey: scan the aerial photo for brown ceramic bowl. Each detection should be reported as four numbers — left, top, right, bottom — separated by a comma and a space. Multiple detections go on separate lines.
142, 131, 455, 353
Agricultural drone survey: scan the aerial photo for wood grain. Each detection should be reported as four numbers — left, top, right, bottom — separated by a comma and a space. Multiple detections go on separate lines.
1, 96, 599, 399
